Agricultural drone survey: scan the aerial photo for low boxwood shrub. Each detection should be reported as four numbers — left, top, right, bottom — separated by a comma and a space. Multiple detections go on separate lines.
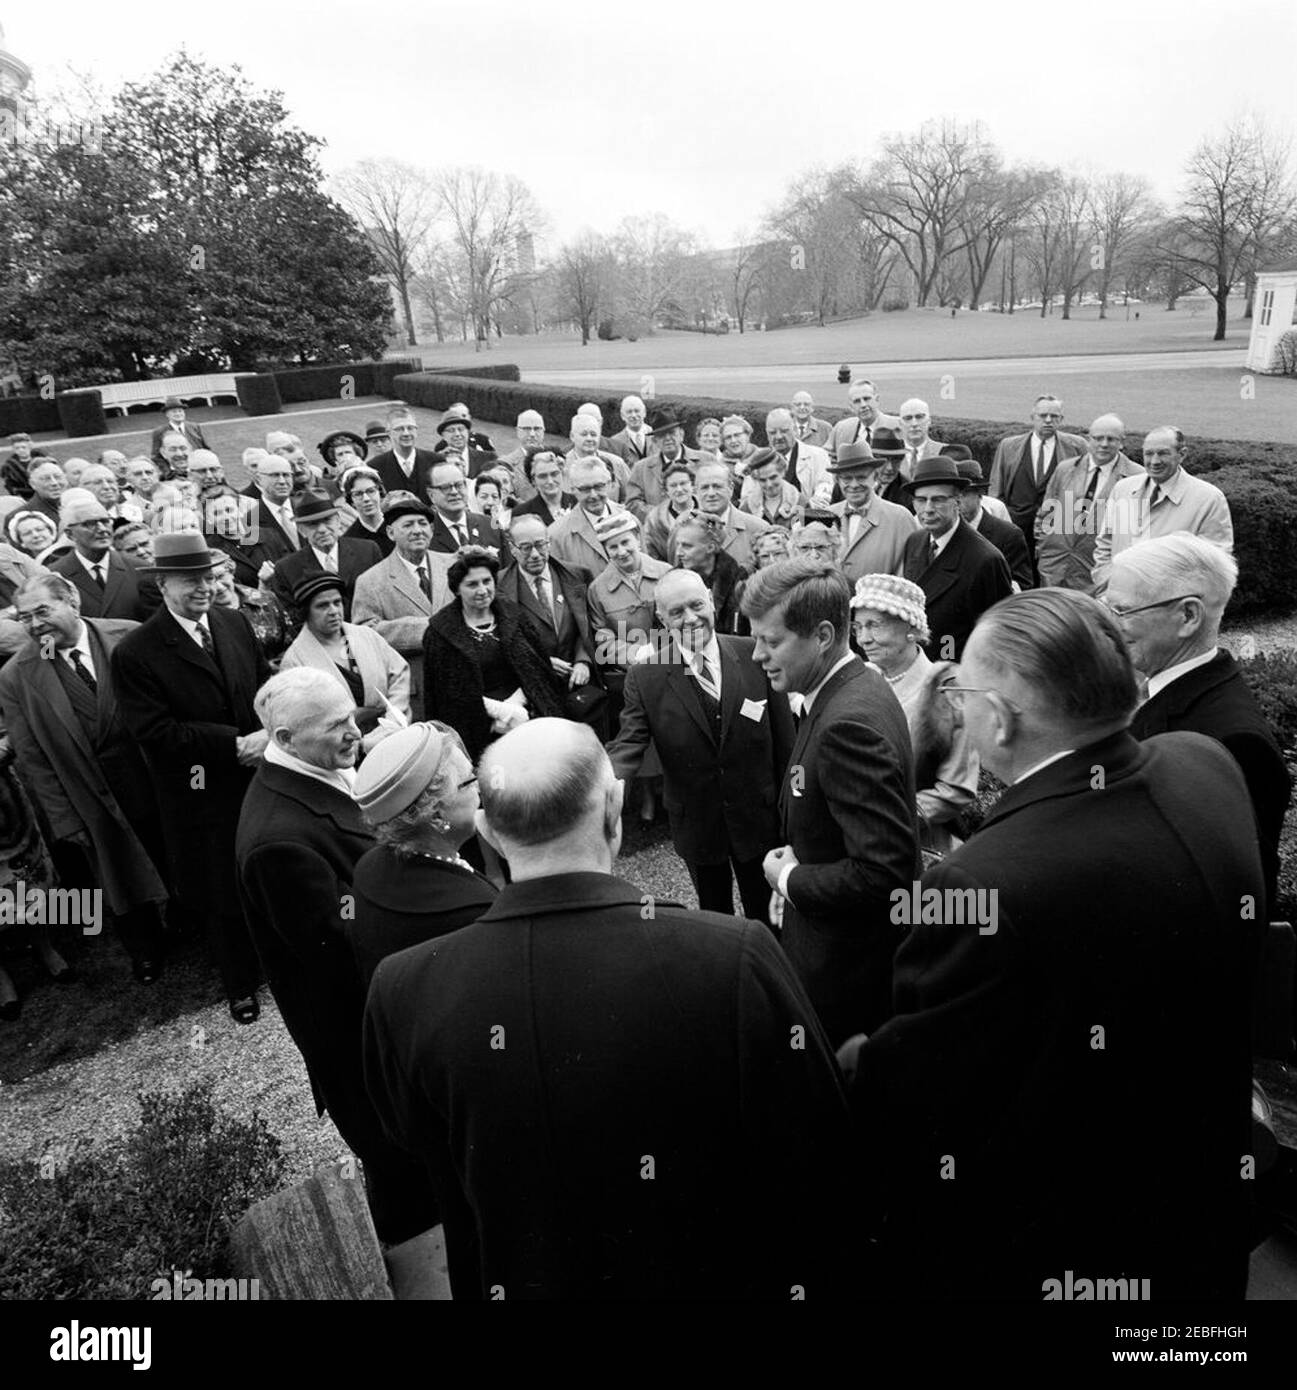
0, 1079, 287, 1300
236, 373, 282, 416
1214, 462, 1297, 618
0, 395, 62, 436
1240, 651, 1297, 753
56, 390, 108, 440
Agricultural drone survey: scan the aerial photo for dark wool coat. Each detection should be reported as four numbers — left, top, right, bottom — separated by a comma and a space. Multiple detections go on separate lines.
422, 596, 563, 761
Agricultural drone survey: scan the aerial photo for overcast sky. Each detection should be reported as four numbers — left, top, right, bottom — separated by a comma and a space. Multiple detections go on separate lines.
8, 0, 1297, 250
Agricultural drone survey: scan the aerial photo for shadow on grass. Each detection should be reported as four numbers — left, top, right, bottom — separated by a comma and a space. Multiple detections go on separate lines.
0, 928, 223, 1085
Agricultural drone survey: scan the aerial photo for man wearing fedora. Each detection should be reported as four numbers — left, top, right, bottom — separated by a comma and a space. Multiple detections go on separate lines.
952, 455, 1034, 592
987, 394, 1088, 566
111, 532, 270, 1023
433, 405, 496, 479
623, 409, 699, 522
828, 442, 918, 586
865, 427, 917, 511
367, 405, 439, 499
149, 397, 208, 466
352, 494, 455, 721
49, 493, 160, 622
267, 490, 382, 620
901, 456, 1012, 661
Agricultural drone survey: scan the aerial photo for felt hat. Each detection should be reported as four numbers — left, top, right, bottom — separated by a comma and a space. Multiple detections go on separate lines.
902, 457, 971, 494
142, 532, 222, 573
827, 440, 880, 474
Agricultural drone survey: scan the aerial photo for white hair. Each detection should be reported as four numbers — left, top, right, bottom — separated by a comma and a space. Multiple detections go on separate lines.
766, 408, 794, 430
620, 395, 644, 415
899, 398, 930, 417
255, 667, 347, 736
1110, 531, 1237, 621
570, 414, 600, 438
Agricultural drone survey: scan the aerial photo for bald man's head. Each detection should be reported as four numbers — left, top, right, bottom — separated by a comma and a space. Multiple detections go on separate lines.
477, 720, 622, 872
1087, 414, 1126, 466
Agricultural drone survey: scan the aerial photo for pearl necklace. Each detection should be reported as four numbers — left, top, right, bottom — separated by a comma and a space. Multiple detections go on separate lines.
409, 849, 474, 871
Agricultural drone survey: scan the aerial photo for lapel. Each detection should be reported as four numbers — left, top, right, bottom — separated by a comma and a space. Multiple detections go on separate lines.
717, 637, 745, 743
21, 644, 96, 760
99, 552, 127, 610
781, 659, 864, 821
920, 523, 967, 598
1139, 651, 1232, 730
84, 621, 119, 729
158, 606, 226, 688
666, 657, 716, 746
386, 552, 433, 616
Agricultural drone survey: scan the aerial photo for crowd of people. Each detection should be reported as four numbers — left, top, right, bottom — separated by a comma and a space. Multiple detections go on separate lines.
0, 378, 1289, 1301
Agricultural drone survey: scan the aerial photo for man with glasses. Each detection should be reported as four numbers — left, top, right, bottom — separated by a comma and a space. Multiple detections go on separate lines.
0, 573, 169, 985
499, 514, 600, 724
243, 448, 301, 561
368, 406, 439, 499
766, 408, 832, 507
1091, 426, 1233, 592
790, 391, 832, 449
112, 533, 271, 1025
987, 394, 1088, 565
50, 493, 159, 621
842, 588, 1265, 1300
826, 378, 900, 462
548, 457, 629, 575
498, 410, 549, 502
566, 413, 631, 502
1035, 413, 1142, 591
426, 459, 496, 554
827, 442, 917, 584
1111, 532, 1289, 917
897, 398, 945, 474
900, 457, 1011, 660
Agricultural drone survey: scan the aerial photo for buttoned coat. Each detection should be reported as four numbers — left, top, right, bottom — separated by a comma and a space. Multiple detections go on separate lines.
902, 520, 1013, 661
362, 871, 858, 1300
850, 732, 1264, 1298
780, 656, 920, 1044
830, 496, 918, 585
0, 619, 167, 915
547, 503, 627, 577
496, 557, 595, 668
623, 449, 701, 521
609, 635, 794, 866
278, 621, 411, 719
1091, 467, 1234, 591
352, 548, 455, 718
49, 548, 160, 622
1034, 451, 1144, 591
267, 536, 383, 616
825, 411, 902, 461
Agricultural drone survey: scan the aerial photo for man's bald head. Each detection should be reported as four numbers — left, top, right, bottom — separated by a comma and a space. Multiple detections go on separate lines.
477, 720, 622, 873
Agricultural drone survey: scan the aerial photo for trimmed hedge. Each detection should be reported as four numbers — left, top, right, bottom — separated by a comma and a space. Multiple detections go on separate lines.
236, 374, 283, 416
424, 363, 521, 383
57, 390, 108, 439
0, 394, 62, 436
267, 358, 421, 405
397, 371, 1297, 618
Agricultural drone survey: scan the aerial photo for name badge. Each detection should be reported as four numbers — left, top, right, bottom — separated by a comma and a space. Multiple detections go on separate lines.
740, 698, 766, 723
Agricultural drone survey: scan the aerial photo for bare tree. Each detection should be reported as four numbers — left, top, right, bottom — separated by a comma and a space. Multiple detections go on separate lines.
957, 163, 1052, 309
1171, 117, 1297, 340
331, 158, 438, 347
608, 214, 701, 335
554, 232, 611, 344
434, 167, 545, 349
765, 170, 859, 324
1053, 175, 1096, 319
728, 230, 770, 334
1089, 172, 1156, 318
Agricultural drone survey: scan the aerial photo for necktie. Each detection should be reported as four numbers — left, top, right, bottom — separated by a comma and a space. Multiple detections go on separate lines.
417, 563, 432, 601
197, 622, 214, 656
928, 536, 939, 565
91, 561, 106, 590
1083, 466, 1101, 502
1149, 482, 1163, 507
1036, 442, 1050, 487
68, 649, 96, 691
694, 652, 720, 701
279, 506, 298, 546
533, 573, 553, 623
319, 549, 337, 573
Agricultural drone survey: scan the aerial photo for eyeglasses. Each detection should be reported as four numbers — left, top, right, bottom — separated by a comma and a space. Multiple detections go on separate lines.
513, 539, 550, 552
942, 684, 1024, 714
1103, 594, 1200, 620
573, 483, 607, 495
15, 607, 59, 625
432, 481, 467, 493
456, 775, 477, 791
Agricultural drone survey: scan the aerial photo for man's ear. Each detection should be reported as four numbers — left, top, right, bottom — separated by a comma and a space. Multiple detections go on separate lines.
988, 693, 1017, 748
605, 775, 625, 836
272, 725, 294, 751
475, 808, 502, 857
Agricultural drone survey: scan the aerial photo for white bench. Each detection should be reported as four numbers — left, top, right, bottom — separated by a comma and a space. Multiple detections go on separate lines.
94, 373, 254, 417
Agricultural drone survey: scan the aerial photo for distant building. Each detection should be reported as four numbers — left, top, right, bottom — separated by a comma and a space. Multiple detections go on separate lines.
1247, 260, 1297, 373
0, 21, 32, 120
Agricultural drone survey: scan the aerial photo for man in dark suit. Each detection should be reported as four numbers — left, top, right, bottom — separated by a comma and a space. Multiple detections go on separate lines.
363, 718, 858, 1300
241, 449, 299, 562
496, 515, 595, 683
0, 575, 168, 982
112, 533, 270, 1023
610, 568, 794, 923
843, 589, 1265, 1299
987, 393, 1088, 565
149, 397, 209, 465
741, 559, 920, 1044
266, 490, 382, 619
901, 456, 1012, 661
954, 456, 1033, 590
1111, 532, 1292, 918
236, 668, 437, 1256
49, 494, 160, 621
425, 458, 497, 554
368, 406, 440, 498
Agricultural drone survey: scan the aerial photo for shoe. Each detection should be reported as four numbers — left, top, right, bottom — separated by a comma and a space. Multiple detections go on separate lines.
229, 995, 260, 1025
133, 957, 162, 985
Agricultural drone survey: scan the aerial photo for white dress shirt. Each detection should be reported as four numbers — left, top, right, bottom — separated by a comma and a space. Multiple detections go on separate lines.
1145, 647, 1219, 702
170, 611, 213, 649
61, 621, 97, 681
76, 550, 111, 586
264, 740, 356, 794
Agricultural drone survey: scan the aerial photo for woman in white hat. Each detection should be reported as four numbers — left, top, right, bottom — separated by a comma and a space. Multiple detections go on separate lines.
349, 721, 497, 989
850, 573, 980, 859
